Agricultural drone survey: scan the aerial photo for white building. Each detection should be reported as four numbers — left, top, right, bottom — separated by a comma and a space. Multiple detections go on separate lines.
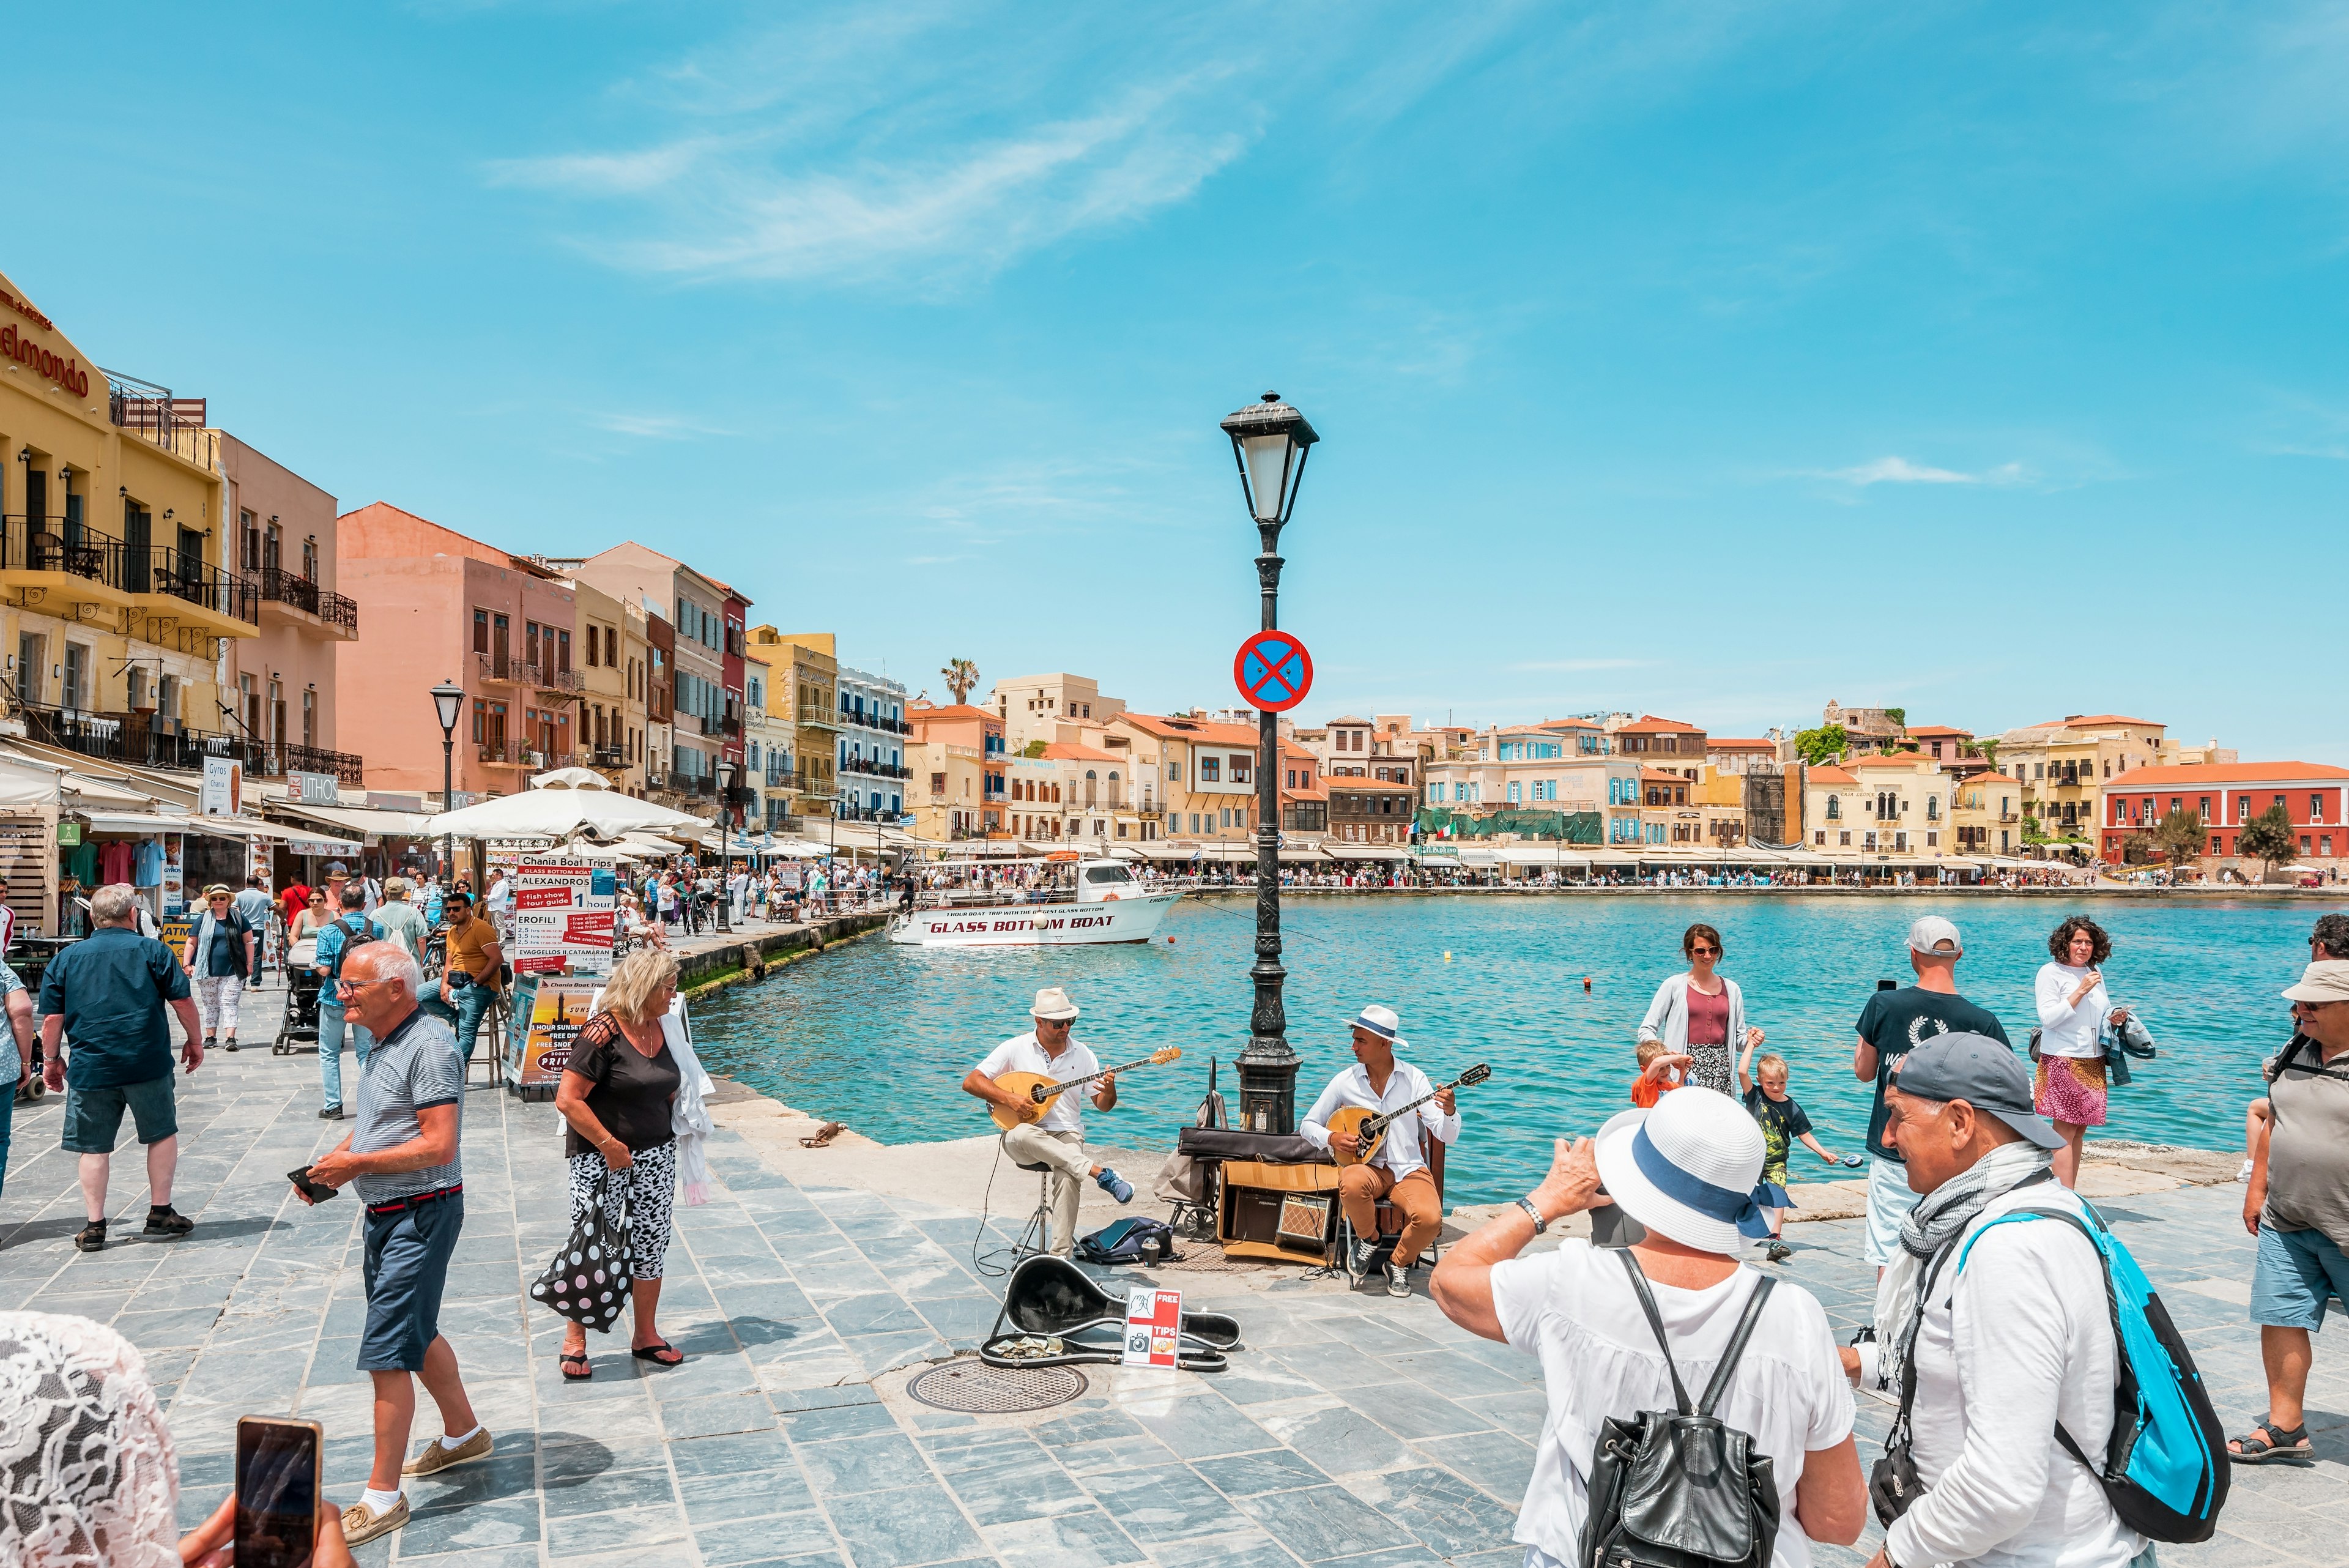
836, 664, 909, 822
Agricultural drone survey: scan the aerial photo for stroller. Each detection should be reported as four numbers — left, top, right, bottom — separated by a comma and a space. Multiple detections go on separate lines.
277, 937, 322, 1053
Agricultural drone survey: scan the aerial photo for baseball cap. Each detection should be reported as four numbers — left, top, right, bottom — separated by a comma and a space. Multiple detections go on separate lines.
1894, 1031, 2061, 1150
2282, 960, 2349, 1005
1907, 915, 1962, 956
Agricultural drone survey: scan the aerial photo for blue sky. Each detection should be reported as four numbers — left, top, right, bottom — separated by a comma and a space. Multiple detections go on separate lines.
15, 2, 2347, 757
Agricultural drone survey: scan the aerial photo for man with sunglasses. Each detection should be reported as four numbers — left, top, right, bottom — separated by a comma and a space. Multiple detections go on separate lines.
2231, 959, 2349, 1465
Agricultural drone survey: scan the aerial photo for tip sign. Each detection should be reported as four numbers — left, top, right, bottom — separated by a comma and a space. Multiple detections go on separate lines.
1233, 631, 1312, 713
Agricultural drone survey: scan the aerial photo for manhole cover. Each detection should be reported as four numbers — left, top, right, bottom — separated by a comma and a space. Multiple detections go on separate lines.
907, 1361, 1088, 1414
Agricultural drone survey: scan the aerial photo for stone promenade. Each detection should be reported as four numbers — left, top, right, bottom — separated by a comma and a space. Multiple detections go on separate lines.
1, 978, 2341, 1568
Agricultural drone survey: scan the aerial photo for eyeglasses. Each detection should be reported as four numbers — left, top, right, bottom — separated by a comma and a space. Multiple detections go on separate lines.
1688, 945, 1719, 956
335, 976, 396, 995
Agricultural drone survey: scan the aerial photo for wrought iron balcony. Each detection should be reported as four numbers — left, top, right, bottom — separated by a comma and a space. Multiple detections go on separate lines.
282, 743, 365, 787
256, 566, 358, 636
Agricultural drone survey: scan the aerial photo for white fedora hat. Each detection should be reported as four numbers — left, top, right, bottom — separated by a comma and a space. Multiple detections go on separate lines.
1346, 1003, 1407, 1049
1031, 987, 1080, 1021
1593, 1087, 1771, 1255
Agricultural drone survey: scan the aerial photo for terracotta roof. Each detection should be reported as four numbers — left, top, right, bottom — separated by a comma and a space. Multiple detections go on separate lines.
1281, 784, 1329, 801
2061, 714, 2161, 729
1616, 715, 1702, 734
1707, 737, 1777, 749
1639, 768, 1686, 783
1116, 712, 1260, 747
1851, 754, 1938, 770
2105, 762, 2349, 787
908, 704, 997, 723
1967, 772, 2021, 786
1039, 742, 1118, 762
1807, 765, 1858, 786
1904, 725, 1972, 738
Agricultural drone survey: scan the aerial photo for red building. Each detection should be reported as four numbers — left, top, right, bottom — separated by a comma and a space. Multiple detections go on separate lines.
718, 586, 748, 768
2102, 762, 2349, 867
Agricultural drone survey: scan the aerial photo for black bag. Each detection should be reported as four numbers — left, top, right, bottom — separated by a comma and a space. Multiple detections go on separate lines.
1076, 1216, 1180, 1265
528, 1177, 634, 1332
1581, 1250, 1781, 1568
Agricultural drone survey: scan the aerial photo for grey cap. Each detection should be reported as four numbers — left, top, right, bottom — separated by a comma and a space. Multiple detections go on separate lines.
1894, 1031, 2062, 1150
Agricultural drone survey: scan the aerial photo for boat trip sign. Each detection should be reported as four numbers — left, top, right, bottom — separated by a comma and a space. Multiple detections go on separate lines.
1233, 630, 1312, 713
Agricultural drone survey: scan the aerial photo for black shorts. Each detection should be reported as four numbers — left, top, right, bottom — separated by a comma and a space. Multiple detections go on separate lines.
359, 1191, 464, 1372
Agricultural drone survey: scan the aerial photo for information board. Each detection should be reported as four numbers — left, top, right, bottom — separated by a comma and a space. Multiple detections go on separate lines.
511, 975, 601, 1088
506, 858, 618, 976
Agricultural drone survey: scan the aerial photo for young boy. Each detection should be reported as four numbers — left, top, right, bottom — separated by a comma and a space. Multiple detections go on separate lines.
1737, 1037, 1850, 1262
1631, 1039, 1690, 1109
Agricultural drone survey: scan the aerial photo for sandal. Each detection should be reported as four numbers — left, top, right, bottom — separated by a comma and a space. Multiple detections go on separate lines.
559, 1351, 592, 1382
630, 1340, 684, 1365
800, 1121, 847, 1149
2228, 1418, 2311, 1464
74, 1219, 106, 1253
143, 1207, 195, 1238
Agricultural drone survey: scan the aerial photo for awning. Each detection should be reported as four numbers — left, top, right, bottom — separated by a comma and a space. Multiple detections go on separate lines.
1324, 844, 1411, 861
269, 801, 440, 840
81, 811, 203, 836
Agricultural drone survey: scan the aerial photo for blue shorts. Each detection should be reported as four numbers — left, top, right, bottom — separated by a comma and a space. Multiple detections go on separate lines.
2251, 1223, 2349, 1331
61, 1075, 177, 1154
360, 1190, 464, 1372
1865, 1156, 1921, 1267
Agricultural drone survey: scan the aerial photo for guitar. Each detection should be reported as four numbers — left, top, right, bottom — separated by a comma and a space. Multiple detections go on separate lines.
987, 1046, 1183, 1132
1325, 1063, 1492, 1167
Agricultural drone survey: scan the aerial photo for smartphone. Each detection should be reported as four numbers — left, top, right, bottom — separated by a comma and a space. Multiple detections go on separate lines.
286, 1167, 338, 1204
236, 1416, 322, 1568
1877, 978, 1897, 992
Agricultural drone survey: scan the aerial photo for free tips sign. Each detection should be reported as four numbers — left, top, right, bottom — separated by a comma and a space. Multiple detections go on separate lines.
1233, 631, 1312, 713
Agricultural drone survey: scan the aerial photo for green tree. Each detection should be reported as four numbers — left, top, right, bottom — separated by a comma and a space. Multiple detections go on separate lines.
1976, 738, 1999, 768
2149, 806, 2203, 870
1883, 707, 1907, 730
2236, 801, 2298, 881
1794, 724, 1847, 766
1020, 740, 1047, 758
940, 658, 979, 704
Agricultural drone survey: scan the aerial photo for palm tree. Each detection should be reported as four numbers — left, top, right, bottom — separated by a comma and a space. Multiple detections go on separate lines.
941, 658, 979, 705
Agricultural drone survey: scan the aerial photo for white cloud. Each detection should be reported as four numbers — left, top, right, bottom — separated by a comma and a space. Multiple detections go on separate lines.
1819, 456, 2031, 486
1507, 658, 1645, 672
588, 411, 730, 440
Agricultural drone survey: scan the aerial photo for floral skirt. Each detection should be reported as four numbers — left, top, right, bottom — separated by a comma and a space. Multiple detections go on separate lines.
2034, 1054, 2108, 1128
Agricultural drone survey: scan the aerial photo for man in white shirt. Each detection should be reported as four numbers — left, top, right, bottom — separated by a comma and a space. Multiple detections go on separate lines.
1854, 1033, 2146, 1568
960, 987, 1133, 1255
1300, 1004, 1461, 1298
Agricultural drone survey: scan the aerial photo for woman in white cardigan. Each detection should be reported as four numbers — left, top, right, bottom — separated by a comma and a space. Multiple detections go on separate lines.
1635, 922, 1764, 1094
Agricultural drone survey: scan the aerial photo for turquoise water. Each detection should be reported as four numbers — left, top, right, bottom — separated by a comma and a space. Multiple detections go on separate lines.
691, 895, 2315, 1206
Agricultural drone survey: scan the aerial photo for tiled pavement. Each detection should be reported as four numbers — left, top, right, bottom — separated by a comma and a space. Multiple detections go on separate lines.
2, 983, 2344, 1567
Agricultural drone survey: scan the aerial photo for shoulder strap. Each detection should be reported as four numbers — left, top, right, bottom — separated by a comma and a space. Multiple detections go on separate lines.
1615, 1248, 1696, 1416
1698, 1274, 1776, 1416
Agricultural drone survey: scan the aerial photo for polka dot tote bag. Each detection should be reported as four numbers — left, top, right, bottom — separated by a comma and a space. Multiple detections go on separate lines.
529, 1179, 634, 1331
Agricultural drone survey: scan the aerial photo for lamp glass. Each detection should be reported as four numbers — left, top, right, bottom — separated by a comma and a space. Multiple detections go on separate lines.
716, 759, 738, 790
1239, 434, 1293, 523
429, 681, 465, 732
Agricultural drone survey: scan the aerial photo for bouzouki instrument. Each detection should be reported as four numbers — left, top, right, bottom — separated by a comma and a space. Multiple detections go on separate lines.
988, 1046, 1182, 1132
1326, 1063, 1492, 1167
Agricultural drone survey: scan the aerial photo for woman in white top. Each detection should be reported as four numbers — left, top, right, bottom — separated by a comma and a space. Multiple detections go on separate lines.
1635, 921, 1765, 1095
2032, 916, 2130, 1187
1430, 1087, 1865, 1568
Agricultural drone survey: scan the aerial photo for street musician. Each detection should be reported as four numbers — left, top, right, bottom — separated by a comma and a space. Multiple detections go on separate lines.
960, 986, 1135, 1255
1301, 1004, 1461, 1297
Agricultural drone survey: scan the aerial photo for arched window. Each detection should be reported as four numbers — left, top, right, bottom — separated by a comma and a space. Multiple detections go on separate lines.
1107, 770, 1121, 808
1825, 794, 1841, 821
1085, 770, 1098, 807
1926, 794, 1940, 821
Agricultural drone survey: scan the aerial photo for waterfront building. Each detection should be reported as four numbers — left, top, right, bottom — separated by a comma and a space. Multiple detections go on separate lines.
1802, 754, 1953, 860
1609, 715, 1707, 780
1278, 741, 1324, 842
644, 608, 676, 797
990, 671, 1124, 754
557, 545, 743, 800
743, 652, 784, 830
1421, 724, 1637, 842
1686, 765, 1747, 847
1705, 737, 1778, 775
907, 701, 1004, 840
0, 271, 274, 778
570, 578, 633, 787
1996, 713, 2198, 848
746, 628, 838, 823
338, 503, 578, 797
2101, 762, 2349, 872
222, 437, 360, 786
1952, 771, 2022, 856
836, 664, 909, 823
1326, 776, 1411, 846
1109, 712, 1260, 844
617, 599, 652, 793
1819, 700, 1904, 755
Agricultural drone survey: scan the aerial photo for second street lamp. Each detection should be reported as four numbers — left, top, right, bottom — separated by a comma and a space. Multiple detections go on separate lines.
1219, 390, 1318, 1134
430, 679, 466, 886
714, 757, 738, 933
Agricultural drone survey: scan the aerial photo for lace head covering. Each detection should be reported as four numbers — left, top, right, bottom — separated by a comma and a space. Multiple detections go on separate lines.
0, 1313, 179, 1568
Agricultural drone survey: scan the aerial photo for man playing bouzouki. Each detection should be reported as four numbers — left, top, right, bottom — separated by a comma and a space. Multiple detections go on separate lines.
1302, 1004, 1462, 1298
961, 987, 1135, 1256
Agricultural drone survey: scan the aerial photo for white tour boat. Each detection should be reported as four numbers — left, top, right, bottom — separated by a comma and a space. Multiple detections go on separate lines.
888, 858, 1181, 947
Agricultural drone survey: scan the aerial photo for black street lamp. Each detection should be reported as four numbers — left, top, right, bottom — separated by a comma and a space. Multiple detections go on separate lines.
430, 680, 465, 886
715, 756, 738, 933
1219, 390, 1319, 1134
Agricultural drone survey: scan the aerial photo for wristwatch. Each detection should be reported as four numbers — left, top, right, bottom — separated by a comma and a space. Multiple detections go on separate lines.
1515, 1197, 1548, 1233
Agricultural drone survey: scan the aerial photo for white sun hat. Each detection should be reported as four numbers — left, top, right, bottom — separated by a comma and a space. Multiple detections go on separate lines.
1592, 1086, 1772, 1255
1346, 1003, 1407, 1050
1031, 987, 1080, 1021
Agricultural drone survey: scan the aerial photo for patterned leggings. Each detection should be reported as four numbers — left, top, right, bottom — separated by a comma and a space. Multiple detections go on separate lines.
566, 1140, 678, 1280
195, 974, 244, 1035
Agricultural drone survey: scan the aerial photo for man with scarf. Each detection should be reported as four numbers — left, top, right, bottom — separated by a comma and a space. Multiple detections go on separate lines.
1844, 1033, 2148, 1568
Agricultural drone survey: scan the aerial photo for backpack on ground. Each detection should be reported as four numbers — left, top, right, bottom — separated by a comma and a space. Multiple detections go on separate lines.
1956, 1202, 2228, 1544
1581, 1250, 1781, 1568
1075, 1216, 1179, 1266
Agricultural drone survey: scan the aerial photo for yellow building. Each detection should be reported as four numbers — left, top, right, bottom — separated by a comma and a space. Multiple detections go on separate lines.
1, 269, 254, 762
571, 579, 633, 786
746, 626, 837, 820
1995, 714, 2208, 849
1952, 771, 2023, 856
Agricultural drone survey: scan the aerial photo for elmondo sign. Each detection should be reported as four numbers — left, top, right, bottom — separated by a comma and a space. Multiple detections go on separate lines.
1233, 631, 1312, 713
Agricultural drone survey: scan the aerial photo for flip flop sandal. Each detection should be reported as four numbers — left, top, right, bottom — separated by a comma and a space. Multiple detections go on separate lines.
74, 1221, 106, 1252
631, 1340, 684, 1365
2228, 1419, 2311, 1463
559, 1352, 593, 1381
799, 1121, 847, 1148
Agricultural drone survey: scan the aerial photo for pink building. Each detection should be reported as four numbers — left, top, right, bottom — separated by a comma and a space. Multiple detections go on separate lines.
221, 436, 359, 782
336, 502, 581, 799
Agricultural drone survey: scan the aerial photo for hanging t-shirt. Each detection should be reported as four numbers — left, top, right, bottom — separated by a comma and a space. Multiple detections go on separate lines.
133, 840, 166, 887
98, 841, 134, 886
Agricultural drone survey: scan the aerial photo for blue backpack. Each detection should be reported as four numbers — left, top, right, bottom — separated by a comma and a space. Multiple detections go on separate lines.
1958, 1202, 2228, 1544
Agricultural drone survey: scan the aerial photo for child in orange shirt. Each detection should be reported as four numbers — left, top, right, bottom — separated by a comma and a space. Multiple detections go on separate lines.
1631, 1038, 1691, 1109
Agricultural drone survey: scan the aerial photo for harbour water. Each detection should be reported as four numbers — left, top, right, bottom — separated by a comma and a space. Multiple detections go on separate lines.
691, 894, 2314, 1205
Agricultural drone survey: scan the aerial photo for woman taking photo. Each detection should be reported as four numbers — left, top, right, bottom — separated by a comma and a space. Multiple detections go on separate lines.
551, 949, 713, 1380
1636, 922, 1764, 1095
2034, 915, 2129, 1187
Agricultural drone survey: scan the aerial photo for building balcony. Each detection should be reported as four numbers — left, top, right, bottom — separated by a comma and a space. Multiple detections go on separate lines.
477, 653, 519, 685
14, 704, 275, 776
984, 788, 1008, 803
281, 743, 366, 787
834, 803, 902, 823
476, 740, 547, 768
795, 705, 842, 732
133, 548, 258, 638
254, 566, 358, 639
0, 516, 138, 612
841, 758, 911, 780
587, 746, 628, 770
533, 665, 584, 695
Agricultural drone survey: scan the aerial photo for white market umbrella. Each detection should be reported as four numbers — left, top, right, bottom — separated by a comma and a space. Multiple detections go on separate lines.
532, 766, 615, 790
423, 787, 705, 841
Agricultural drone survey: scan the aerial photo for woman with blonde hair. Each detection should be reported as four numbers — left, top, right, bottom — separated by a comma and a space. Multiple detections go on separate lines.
550, 948, 714, 1380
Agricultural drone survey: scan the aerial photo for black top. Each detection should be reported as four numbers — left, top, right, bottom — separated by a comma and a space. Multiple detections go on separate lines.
1742, 1085, 1814, 1180
563, 1011, 680, 1158
1854, 986, 2012, 1161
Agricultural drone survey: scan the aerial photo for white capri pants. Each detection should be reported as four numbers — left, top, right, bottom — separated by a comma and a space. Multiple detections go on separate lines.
195, 973, 245, 1035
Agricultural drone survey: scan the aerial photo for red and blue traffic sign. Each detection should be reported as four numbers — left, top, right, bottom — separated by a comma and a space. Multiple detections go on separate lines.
1233, 630, 1313, 713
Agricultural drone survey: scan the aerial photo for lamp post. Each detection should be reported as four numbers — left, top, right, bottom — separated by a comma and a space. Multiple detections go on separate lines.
715, 757, 738, 933
430, 680, 465, 888
1219, 391, 1318, 1134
